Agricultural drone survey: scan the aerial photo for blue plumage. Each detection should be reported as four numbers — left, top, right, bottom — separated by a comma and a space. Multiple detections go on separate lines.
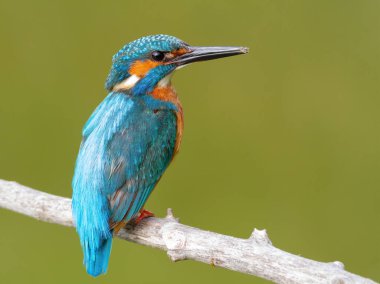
72, 34, 247, 277
72, 92, 177, 276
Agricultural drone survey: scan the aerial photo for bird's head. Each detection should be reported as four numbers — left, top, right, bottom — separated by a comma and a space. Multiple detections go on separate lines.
105, 34, 248, 95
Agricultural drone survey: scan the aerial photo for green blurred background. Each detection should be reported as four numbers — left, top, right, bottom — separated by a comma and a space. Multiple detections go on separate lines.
0, 0, 379, 283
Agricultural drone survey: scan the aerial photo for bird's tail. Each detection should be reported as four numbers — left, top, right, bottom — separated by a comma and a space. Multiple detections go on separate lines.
72, 171, 113, 277
82, 233, 113, 277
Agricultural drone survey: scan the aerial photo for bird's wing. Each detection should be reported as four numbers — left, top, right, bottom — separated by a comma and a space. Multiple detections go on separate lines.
107, 106, 177, 229
74, 92, 177, 232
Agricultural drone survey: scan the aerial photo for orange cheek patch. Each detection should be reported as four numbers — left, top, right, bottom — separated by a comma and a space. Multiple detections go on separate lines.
129, 60, 161, 77
172, 48, 188, 56
165, 48, 190, 61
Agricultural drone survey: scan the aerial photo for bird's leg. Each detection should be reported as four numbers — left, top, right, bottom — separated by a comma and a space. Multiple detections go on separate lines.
134, 209, 154, 225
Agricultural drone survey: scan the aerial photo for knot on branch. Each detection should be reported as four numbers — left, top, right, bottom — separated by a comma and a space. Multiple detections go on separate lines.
331, 261, 345, 270
162, 228, 186, 250
162, 208, 186, 262
162, 228, 187, 262
249, 229, 272, 246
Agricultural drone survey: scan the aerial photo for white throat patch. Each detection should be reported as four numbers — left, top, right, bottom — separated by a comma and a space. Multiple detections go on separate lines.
157, 73, 173, 88
113, 75, 140, 91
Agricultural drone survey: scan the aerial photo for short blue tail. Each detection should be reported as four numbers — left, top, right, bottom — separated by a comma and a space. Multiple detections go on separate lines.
82, 235, 113, 277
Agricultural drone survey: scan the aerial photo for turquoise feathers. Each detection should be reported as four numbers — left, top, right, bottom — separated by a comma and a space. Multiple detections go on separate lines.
72, 92, 177, 276
72, 34, 247, 277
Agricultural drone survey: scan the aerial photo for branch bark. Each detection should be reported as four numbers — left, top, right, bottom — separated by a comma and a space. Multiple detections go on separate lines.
0, 179, 376, 284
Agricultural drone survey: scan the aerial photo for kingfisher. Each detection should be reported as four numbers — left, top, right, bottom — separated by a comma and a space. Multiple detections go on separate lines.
72, 34, 248, 277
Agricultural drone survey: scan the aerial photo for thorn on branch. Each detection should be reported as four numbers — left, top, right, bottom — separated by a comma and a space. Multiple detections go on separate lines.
165, 208, 179, 223
249, 228, 272, 246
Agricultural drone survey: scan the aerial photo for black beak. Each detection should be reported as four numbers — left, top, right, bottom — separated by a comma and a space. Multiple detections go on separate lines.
169, 46, 249, 66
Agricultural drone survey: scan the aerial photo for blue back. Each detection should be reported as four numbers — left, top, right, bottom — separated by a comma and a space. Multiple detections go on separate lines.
72, 92, 177, 276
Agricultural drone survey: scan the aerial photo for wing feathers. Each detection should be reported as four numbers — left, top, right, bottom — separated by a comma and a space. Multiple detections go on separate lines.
79, 93, 177, 232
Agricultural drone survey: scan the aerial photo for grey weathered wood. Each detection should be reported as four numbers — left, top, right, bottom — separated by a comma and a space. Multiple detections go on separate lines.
0, 179, 377, 284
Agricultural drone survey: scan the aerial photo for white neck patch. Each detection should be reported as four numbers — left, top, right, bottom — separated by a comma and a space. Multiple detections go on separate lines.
113, 75, 140, 91
157, 73, 173, 88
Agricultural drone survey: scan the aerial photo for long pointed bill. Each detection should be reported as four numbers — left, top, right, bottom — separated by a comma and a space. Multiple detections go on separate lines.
169, 46, 249, 66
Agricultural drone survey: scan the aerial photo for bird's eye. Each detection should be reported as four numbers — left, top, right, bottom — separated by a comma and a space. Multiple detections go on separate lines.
151, 51, 165, 61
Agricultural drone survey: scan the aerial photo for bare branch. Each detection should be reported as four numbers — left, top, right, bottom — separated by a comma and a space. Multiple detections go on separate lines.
0, 179, 376, 284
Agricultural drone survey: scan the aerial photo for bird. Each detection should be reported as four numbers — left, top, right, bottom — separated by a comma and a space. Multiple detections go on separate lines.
72, 34, 248, 277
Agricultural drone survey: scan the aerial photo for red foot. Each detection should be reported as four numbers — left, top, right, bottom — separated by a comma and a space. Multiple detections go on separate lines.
134, 209, 154, 225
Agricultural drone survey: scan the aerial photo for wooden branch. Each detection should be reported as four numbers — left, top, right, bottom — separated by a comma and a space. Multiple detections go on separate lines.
0, 179, 376, 284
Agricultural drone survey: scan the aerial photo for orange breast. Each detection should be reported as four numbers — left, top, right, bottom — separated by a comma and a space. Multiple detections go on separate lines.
150, 86, 184, 155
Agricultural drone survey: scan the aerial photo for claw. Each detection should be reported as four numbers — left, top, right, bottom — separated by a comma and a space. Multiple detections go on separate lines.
134, 209, 154, 225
